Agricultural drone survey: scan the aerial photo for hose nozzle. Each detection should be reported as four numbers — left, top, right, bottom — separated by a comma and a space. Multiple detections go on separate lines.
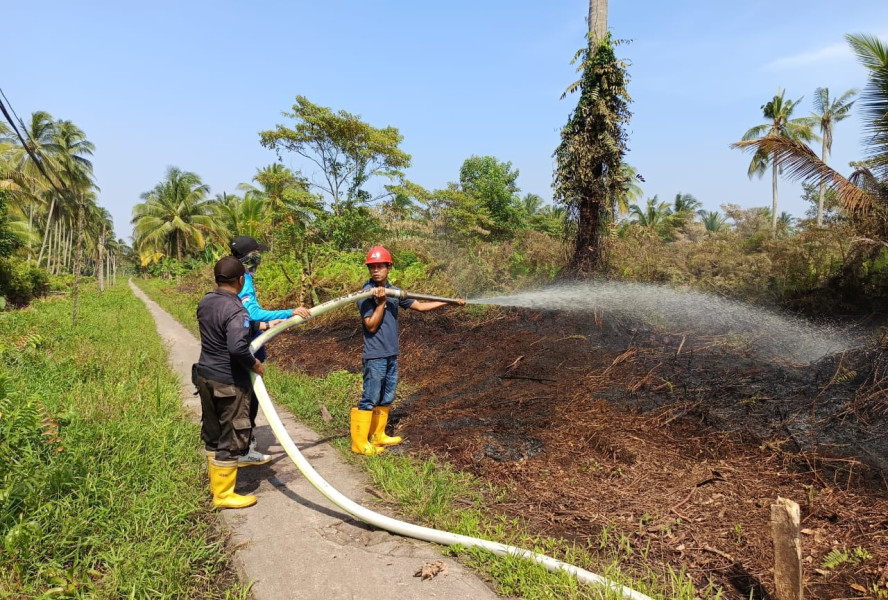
384, 288, 464, 305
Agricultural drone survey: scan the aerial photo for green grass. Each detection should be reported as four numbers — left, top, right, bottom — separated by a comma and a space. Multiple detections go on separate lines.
0, 282, 247, 598
137, 276, 202, 337
137, 277, 722, 599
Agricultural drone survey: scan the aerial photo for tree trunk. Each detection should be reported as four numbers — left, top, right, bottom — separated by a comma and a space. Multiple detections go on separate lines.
71, 199, 84, 327
771, 159, 779, 237
36, 195, 56, 267
588, 0, 608, 41
66, 224, 73, 273
27, 203, 34, 263
65, 224, 72, 273
569, 186, 604, 274
97, 225, 105, 293
817, 136, 828, 227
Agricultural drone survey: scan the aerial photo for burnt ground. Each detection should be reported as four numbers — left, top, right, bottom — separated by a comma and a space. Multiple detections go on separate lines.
270, 308, 888, 599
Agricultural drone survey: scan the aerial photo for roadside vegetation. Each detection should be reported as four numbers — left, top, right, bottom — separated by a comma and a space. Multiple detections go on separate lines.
0, 286, 247, 598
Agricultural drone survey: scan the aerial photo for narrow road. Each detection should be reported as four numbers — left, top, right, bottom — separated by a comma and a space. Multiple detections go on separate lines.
130, 281, 500, 600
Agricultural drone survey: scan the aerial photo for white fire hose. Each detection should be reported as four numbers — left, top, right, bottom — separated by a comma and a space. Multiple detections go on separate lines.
249, 288, 653, 600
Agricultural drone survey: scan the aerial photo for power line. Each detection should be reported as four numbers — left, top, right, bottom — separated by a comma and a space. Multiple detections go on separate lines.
0, 85, 66, 196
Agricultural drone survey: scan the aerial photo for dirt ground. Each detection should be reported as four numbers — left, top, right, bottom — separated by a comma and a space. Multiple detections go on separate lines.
271, 307, 888, 600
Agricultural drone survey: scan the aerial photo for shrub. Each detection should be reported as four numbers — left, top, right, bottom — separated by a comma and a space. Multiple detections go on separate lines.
0, 258, 49, 306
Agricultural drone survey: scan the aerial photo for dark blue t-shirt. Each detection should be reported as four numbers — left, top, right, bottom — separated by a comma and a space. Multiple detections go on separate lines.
358, 281, 414, 359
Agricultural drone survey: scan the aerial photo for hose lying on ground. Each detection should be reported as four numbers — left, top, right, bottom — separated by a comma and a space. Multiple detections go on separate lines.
249, 288, 654, 600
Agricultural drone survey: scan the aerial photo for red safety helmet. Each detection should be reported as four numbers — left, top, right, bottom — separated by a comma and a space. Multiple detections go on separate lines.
365, 245, 393, 265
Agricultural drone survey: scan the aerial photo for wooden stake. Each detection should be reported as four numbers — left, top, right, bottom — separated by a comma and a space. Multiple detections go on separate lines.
771, 496, 803, 600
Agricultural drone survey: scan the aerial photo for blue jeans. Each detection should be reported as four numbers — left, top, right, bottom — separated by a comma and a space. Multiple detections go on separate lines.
359, 356, 398, 411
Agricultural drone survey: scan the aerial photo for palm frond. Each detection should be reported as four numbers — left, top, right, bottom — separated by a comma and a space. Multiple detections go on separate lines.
731, 136, 873, 212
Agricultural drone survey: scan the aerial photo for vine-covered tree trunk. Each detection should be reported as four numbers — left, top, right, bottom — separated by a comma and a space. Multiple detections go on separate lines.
554, 30, 630, 277
572, 181, 604, 273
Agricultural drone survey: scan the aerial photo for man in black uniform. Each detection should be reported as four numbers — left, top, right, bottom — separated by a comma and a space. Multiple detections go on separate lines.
193, 256, 280, 509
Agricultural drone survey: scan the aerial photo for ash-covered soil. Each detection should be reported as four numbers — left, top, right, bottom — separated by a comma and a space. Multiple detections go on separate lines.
270, 308, 888, 599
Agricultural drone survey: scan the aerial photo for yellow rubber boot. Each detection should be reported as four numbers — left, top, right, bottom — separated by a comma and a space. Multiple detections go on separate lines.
208, 459, 257, 509
350, 408, 385, 455
369, 405, 402, 447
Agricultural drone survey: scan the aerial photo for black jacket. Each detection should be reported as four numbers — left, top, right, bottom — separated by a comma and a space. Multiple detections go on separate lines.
196, 288, 262, 387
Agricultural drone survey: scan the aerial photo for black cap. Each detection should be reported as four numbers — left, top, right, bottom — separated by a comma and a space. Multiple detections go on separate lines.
214, 256, 246, 283
230, 235, 269, 259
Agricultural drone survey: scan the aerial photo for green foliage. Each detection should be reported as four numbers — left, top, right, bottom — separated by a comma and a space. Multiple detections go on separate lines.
0, 191, 23, 256
821, 546, 872, 569
259, 95, 411, 213
554, 34, 632, 273
459, 155, 524, 240
0, 257, 49, 306
132, 167, 225, 266
0, 287, 244, 597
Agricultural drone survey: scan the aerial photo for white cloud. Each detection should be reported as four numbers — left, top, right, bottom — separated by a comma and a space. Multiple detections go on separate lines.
763, 42, 852, 71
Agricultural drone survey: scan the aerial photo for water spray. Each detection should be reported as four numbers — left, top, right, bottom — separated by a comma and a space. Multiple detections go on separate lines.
249, 287, 652, 600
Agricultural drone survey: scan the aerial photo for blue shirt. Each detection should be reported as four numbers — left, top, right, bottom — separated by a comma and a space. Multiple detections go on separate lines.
358, 280, 414, 359
238, 272, 291, 362
238, 273, 292, 321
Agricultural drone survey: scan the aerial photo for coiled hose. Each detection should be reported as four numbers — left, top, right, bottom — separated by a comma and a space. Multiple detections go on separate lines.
249, 288, 653, 600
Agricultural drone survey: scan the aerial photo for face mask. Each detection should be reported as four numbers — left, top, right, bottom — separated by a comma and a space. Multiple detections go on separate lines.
241, 252, 262, 273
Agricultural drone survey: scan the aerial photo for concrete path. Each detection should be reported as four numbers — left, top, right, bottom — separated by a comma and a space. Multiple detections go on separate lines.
130, 281, 501, 600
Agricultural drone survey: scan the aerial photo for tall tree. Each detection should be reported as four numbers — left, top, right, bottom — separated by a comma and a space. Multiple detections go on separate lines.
554, 28, 631, 273
698, 209, 728, 233
259, 96, 411, 214
1, 112, 64, 266
665, 192, 702, 231
811, 87, 857, 225
730, 35, 887, 233
131, 167, 222, 264
628, 196, 671, 228
459, 155, 523, 239
52, 120, 97, 325
847, 34, 888, 182
738, 89, 817, 236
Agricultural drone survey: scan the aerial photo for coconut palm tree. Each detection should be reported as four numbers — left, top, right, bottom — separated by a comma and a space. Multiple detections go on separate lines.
613, 163, 644, 215
811, 87, 857, 225
212, 191, 266, 240
628, 196, 672, 228
698, 210, 728, 233
668, 192, 702, 229
731, 35, 886, 232
738, 89, 818, 236
847, 35, 888, 182
0, 112, 69, 265
131, 167, 224, 264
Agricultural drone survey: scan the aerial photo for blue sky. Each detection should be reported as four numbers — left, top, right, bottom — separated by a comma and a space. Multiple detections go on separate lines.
3, 0, 887, 241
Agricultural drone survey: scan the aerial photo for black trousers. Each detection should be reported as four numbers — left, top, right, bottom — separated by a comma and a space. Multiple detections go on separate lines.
195, 372, 253, 462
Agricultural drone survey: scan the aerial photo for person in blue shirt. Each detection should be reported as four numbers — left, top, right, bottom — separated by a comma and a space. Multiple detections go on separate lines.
352, 245, 465, 456
230, 235, 311, 465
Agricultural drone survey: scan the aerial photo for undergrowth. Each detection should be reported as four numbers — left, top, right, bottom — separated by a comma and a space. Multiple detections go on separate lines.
0, 284, 247, 598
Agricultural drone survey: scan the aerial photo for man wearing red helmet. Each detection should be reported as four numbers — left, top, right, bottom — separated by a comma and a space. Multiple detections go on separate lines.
351, 245, 465, 455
